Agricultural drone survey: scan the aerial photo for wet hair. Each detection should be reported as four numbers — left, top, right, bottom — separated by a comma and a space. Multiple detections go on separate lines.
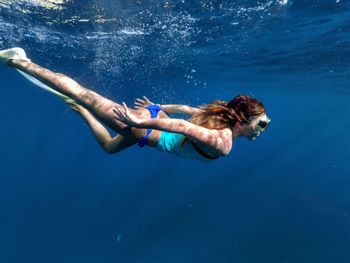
188, 95, 266, 130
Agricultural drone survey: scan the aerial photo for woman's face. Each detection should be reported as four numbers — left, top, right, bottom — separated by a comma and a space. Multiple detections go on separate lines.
239, 113, 270, 140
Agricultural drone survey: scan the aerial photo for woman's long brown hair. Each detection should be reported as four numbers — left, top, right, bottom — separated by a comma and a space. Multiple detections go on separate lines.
180, 95, 265, 147
188, 95, 266, 130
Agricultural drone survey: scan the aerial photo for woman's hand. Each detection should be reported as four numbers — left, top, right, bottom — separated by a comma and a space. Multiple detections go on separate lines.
134, 96, 158, 109
113, 102, 142, 127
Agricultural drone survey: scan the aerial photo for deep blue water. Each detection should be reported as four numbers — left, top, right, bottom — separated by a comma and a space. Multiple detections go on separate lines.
1, 0, 350, 262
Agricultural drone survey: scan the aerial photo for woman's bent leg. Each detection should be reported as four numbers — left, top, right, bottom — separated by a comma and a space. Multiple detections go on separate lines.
8, 59, 134, 138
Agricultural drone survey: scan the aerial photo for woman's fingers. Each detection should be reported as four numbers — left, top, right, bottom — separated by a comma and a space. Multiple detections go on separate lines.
143, 96, 151, 104
134, 101, 143, 107
134, 96, 154, 108
113, 107, 124, 120
113, 103, 139, 127
135, 98, 146, 106
135, 98, 147, 108
112, 108, 121, 119
122, 102, 129, 114
113, 103, 129, 117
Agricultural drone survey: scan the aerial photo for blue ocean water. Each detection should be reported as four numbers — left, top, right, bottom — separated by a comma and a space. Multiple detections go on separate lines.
0, 0, 350, 262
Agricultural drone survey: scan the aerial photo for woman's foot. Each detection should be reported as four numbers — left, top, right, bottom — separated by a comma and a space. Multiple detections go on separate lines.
0, 47, 31, 64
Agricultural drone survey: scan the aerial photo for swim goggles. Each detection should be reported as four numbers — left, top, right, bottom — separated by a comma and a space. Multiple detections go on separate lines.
249, 114, 271, 132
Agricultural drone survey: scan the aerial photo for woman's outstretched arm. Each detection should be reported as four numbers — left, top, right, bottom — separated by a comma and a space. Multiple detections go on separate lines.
134, 96, 202, 116
160, 104, 203, 116
137, 118, 230, 152
113, 103, 232, 155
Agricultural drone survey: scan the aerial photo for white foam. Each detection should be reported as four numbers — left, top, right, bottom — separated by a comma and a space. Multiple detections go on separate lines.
120, 29, 148, 35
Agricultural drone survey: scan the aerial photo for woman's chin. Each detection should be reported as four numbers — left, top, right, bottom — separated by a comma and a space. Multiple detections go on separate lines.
248, 132, 260, 141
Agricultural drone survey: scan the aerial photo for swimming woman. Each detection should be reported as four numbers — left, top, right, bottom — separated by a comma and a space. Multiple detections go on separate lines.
0, 47, 270, 162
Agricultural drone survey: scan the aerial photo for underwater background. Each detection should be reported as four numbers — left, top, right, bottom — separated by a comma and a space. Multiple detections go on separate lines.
0, 0, 350, 262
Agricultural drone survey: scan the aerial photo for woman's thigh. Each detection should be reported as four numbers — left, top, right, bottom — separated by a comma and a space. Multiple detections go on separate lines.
81, 92, 149, 138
